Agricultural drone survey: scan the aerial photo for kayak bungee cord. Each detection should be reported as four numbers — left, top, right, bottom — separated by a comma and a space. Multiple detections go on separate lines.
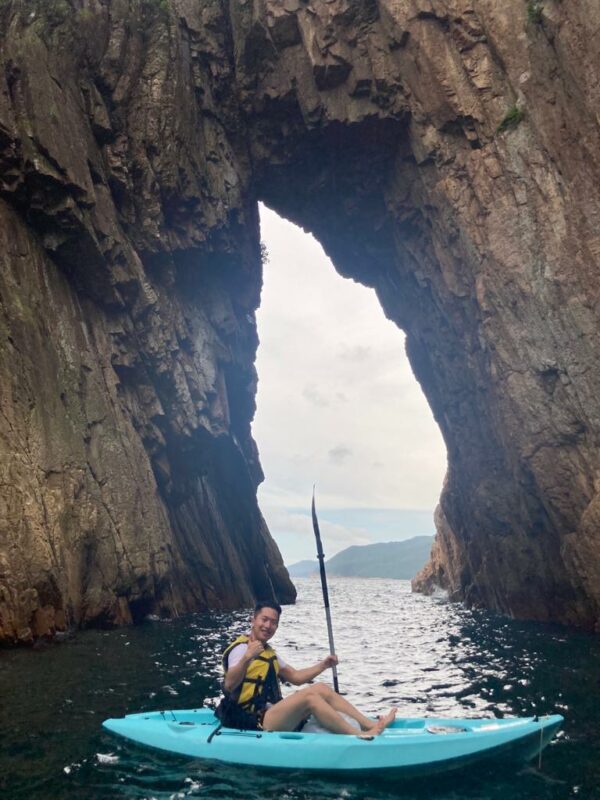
311, 486, 340, 694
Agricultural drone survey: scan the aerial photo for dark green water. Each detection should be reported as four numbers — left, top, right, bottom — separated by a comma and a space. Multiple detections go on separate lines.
1, 578, 599, 799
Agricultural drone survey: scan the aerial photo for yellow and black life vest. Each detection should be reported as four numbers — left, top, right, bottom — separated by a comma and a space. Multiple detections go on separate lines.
222, 635, 283, 713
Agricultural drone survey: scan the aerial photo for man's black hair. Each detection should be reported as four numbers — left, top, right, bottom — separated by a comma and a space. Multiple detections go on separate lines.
253, 600, 282, 617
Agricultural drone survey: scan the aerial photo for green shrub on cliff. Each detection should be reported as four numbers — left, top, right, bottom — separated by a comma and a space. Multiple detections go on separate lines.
260, 242, 270, 266
527, 1, 543, 24
497, 105, 525, 133
31, 0, 70, 27
142, 0, 170, 17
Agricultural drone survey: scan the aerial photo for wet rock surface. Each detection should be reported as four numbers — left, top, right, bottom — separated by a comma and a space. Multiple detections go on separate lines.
1, 0, 600, 640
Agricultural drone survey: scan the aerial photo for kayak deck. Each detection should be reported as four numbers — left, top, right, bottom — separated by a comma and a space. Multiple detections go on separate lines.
102, 708, 563, 775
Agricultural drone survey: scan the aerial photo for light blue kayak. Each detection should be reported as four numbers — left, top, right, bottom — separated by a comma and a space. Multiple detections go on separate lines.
102, 708, 563, 776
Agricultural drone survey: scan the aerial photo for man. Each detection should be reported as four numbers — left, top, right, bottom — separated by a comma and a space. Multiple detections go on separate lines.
217, 601, 396, 735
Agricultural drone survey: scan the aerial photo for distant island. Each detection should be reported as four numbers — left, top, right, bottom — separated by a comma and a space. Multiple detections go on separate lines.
287, 537, 434, 580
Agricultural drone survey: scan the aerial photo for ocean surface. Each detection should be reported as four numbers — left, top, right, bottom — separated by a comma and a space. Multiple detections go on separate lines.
1, 577, 599, 800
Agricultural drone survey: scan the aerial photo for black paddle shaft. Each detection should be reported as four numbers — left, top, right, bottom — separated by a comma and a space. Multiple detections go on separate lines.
311, 488, 340, 694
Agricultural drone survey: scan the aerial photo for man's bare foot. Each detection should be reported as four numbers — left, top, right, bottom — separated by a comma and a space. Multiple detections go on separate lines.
361, 708, 397, 737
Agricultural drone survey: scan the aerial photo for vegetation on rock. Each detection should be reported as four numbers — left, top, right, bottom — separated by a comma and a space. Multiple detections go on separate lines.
497, 105, 525, 133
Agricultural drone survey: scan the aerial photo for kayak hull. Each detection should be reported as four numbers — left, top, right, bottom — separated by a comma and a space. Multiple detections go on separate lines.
102, 708, 563, 776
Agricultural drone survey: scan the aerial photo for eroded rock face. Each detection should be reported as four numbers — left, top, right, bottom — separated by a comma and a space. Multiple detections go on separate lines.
1, 0, 600, 640
0, 0, 294, 643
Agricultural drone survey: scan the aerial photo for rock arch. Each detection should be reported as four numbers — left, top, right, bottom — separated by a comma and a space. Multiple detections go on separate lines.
0, 0, 599, 641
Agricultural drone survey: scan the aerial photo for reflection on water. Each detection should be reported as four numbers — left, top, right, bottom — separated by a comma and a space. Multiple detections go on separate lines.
1, 577, 598, 799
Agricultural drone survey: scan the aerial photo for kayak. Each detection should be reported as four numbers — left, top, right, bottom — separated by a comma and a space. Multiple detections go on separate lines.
102, 708, 563, 776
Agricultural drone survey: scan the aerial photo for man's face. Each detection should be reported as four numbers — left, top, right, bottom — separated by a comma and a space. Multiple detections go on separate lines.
250, 606, 280, 644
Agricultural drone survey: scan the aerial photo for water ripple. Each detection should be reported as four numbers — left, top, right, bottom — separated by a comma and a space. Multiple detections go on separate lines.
1, 577, 599, 799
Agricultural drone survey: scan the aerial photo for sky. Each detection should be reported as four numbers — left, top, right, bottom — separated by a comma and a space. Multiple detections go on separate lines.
252, 205, 447, 565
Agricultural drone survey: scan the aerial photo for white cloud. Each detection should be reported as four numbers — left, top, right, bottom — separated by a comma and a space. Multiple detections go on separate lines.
263, 507, 373, 563
302, 384, 330, 407
338, 344, 372, 362
254, 205, 447, 563
328, 445, 352, 465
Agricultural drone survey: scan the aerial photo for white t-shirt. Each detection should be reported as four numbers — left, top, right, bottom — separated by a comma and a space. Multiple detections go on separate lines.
226, 642, 288, 670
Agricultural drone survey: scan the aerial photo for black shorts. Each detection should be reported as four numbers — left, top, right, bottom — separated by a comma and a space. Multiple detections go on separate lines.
216, 697, 262, 731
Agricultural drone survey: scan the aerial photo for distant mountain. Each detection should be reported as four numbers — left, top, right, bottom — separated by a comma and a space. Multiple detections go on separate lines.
326, 537, 433, 579
286, 536, 434, 580
286, 559, 319, 577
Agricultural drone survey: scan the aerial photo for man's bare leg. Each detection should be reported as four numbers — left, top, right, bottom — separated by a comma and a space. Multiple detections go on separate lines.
308, 683, 383, 731
366, 708, 397, 736
263, 687, 362, 734
263, 685, 397, 736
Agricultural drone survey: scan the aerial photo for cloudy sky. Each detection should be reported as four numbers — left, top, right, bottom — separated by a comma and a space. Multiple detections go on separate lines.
252, 205, 447, 565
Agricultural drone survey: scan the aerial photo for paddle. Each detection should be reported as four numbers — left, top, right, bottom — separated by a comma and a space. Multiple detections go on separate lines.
311, 486, 340, 694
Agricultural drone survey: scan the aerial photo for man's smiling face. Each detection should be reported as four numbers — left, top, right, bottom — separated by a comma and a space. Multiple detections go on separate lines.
250, 606, 280, 644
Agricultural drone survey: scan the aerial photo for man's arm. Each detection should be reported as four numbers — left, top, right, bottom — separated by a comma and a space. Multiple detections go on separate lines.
223, 640, 263, 694
279, 655, 338, 686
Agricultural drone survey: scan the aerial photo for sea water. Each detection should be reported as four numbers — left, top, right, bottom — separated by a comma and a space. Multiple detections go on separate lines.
1, 577, 598, 799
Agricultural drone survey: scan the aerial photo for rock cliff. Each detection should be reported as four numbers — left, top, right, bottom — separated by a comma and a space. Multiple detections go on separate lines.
1, 0, 600, 641
0, 0, 295, 643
